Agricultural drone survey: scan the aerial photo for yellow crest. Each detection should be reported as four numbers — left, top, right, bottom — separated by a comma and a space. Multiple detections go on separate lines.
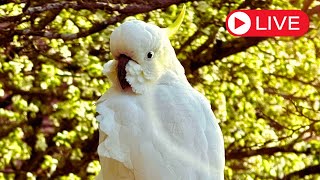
163, 4, 186, 38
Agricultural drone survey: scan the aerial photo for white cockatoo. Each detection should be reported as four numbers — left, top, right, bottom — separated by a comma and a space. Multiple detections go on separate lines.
96, 5, 225, 180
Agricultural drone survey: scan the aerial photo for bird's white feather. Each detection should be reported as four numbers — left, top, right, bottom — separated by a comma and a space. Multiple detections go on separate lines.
96, 13, 224, 180
97, 71, 224, 180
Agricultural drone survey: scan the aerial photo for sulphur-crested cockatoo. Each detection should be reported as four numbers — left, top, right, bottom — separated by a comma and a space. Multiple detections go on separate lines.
96, 5, 225, 180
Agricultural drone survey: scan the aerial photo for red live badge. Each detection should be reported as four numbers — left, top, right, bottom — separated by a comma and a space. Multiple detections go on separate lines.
226, 10, 310, 37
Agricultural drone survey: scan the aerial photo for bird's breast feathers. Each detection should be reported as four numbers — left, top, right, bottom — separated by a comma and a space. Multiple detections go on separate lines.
96, 78, 225, 179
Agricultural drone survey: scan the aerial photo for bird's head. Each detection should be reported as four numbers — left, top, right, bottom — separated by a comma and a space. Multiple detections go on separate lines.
105, 5, 186, 94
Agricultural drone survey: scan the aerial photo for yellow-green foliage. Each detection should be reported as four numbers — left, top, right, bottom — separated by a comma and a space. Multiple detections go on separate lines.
0, 0, 319, 179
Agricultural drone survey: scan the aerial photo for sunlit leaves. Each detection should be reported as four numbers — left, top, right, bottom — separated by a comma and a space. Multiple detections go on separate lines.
0, 128, 30, 169
0, 3, 24, 16
41, 155, 59, 177
193, 2, 320, 176
58, 173, 81, 180
0, 0, 319, 179
54, 130, 77, 148
35, 133, 47, 152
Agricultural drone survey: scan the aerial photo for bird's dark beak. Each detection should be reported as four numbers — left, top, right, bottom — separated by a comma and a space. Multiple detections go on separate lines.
117, 54, 131, 90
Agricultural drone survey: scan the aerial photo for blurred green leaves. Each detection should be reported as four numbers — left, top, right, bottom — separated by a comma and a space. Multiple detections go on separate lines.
0, 0, 319, 179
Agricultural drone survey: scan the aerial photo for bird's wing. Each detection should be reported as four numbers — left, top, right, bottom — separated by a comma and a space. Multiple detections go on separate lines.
97, 90, 172, 179
146, 81, 225, 179
96, 130, 135, 180
96, 90, 138, 167
193, 90, 225, 178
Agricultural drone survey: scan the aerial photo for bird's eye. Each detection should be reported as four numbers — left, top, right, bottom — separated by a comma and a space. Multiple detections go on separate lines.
147, 51, 154, 59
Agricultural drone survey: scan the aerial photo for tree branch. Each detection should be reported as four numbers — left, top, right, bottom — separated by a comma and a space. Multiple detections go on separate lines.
9, 0, 193, 40
188, 37, 267, 72
183, 0, 319, 74
15, 14, 127, 40
281, 164, 320, 180
226, 146, 301, 160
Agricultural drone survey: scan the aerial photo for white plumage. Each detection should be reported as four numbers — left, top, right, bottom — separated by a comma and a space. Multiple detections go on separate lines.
96, 6, 225, 180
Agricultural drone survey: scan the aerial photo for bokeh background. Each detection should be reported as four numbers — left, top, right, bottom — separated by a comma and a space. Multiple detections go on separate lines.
0, 0, 319, 179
